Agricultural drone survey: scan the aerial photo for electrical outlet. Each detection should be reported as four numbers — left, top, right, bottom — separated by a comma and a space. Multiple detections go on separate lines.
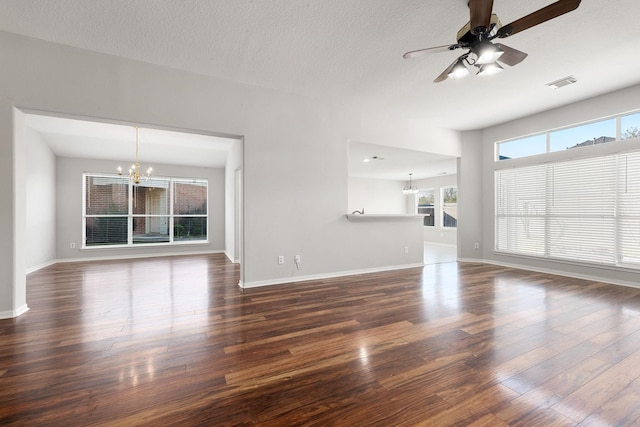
474, 243, 480, 250
278, 255, 284, 264
70, 242, 76, 249
404, 246, 409, 254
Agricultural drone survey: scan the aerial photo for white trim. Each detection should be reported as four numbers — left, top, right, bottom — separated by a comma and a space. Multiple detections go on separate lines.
81, 240, 211, 250
83, 173, 209, 247
424, 242, 457, 248
26, 260, 57, 275
25, 250, 225, 271
462, 258, 640, 290
457, 257, 484, 263
345, 214, 425, 221
224, 250, 239, 264
0, 304, 29, 319
239, 263, 425, 289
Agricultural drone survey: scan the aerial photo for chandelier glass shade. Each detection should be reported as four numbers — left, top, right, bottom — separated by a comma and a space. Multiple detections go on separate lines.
118, 127, 152, 184
402, 173, 419, 195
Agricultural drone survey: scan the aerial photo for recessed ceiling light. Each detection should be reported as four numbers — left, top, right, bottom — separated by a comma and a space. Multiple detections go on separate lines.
363, 158, 370, 163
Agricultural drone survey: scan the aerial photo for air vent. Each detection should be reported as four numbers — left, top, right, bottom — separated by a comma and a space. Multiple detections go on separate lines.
546, 76, 577, 89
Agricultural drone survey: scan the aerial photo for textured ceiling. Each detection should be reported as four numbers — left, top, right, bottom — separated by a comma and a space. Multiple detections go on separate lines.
2, 1, 640, 178
349, 142, 456, 180
2, 0, 639, 131
24, 114, 237, 169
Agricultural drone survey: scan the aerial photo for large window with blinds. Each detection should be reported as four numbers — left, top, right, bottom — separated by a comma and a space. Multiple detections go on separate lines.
84, 174, 208, 247
495, 151, 640, 267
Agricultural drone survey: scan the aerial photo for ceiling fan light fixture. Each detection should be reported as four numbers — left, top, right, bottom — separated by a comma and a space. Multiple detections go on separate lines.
474, 42, 504, 65
403, 0, 581, 84
478, 62, 504, 76
448, 58, 471, 80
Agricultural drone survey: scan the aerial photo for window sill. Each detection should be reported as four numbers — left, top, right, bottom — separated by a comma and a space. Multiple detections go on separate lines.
82, 240, 210, 249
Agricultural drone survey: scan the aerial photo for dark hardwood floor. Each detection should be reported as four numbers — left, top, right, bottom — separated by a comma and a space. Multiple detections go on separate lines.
2, 254, 640, 426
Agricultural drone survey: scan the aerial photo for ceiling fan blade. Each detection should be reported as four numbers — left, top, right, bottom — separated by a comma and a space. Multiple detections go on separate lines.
403, 44, 460, 59
469, 0, 494, 35
433, 58, 459, 83
494, 43, 528, 66
497, 0, 581, 38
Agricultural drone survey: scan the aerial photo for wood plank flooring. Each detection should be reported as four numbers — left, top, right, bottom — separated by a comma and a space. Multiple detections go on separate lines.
2, 254, 640, 425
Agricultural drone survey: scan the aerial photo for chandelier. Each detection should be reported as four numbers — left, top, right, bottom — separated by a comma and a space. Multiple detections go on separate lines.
402, 173, 419, 195
118, 127, 152, 184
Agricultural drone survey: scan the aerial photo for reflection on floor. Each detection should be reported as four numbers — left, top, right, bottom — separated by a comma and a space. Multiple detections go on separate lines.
424, 242, 457, 264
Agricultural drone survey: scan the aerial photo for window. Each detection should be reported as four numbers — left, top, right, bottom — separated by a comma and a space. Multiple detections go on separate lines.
133, 178, 170, 244
173, 179, 208, 241
621, 112, 640, 140
497, 134, 546, 160
84, 174, 208, 247
417, 189, 435, 227
550, 118, 615, 151
496, 112, 639, 161
495, 151, 640, 268
85, 176, 129, 246
442, 186, 457, 228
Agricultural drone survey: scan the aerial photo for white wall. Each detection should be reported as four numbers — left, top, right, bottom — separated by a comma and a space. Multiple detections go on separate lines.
26, 126, 57, 272
225, 139, 243, 264
348, 177, 407, 214
5, 107, 29, 318
479, 84, 640, 285
0, 32, 456, 316
358, 113, 461, 158
458, 131, 483, 260
55, 157, 225, 260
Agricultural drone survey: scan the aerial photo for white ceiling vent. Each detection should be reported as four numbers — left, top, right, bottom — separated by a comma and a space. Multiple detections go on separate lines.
546, 76, 577, 89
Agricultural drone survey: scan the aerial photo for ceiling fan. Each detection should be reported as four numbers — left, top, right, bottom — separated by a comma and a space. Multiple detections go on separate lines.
403, 0, 581, 82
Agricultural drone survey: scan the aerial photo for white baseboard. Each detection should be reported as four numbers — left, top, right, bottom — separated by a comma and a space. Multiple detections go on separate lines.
457, 257, 484, 263
54, 249, 224, 265
224, 251, 240, 264
481, 259, 640, 290
26, 250, 225, 273
0, 304, 29, 319
424, 242, 457, 248
26, 260, 57, 274
239, 263, 425, 289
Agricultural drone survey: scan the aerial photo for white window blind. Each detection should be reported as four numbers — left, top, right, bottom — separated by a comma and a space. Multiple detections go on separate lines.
496, 164, 546, 257
495, 151, 640, 268
619, 153, 640, 264
83, 173, 208, 247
